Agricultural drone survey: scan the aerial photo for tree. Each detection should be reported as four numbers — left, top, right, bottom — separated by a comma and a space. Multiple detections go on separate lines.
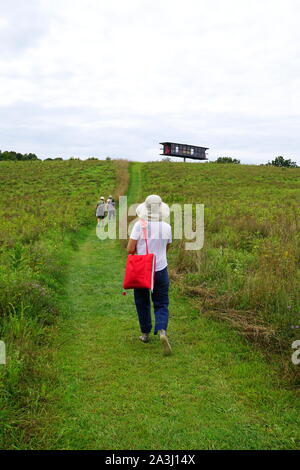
0, 151, 17, 160
215, 156, 240, 164
23, 153, 38, 160
0, 150, 38, 161
266, 156, 298, 168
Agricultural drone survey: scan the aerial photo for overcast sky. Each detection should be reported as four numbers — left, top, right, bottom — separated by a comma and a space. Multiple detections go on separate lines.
0, 0, 299, 164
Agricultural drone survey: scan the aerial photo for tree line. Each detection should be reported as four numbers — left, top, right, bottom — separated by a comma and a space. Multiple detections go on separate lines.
1, 150, 298, 167
162, 155, 298, 167
215, 156, 298, 167
0, 150, 39, 161
0, 151, 112, 162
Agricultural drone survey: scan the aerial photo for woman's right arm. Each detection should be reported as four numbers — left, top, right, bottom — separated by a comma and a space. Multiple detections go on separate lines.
127, 239, 137, 254
127, 222, 140, 254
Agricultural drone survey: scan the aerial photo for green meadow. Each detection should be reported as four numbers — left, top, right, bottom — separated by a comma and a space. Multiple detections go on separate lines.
0, 159, 299, 449
141, 162, 300, 363
0, 159, 117, 447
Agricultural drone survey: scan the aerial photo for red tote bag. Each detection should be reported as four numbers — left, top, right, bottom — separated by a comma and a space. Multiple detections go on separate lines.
123, 220, 156, 291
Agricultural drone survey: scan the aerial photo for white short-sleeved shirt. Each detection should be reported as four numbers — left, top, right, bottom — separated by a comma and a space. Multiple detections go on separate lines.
130, 220, 172, 272
96, 202, 105, 216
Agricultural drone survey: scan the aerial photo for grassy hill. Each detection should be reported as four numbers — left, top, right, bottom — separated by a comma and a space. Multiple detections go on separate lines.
0, 159, 299, 449
0, 159, 117, 446
140, 162, 300, 374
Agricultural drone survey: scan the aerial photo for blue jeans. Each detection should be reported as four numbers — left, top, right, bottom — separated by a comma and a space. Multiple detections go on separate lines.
134, 267, 169, 335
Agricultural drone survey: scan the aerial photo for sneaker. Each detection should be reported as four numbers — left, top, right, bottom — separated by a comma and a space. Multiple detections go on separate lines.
139, 333, 150, 343
159, 331, 172, 356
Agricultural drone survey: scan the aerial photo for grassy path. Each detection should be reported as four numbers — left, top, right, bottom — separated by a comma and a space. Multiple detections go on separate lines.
40, 163, 299, 450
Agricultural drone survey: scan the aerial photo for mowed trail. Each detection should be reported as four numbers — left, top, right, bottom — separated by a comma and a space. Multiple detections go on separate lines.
40, 164, 299, 450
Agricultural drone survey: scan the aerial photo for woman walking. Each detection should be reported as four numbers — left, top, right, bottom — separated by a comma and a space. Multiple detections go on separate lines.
96, 196, 106, 224
107, 195, 116, 219
127, 194, 172, 355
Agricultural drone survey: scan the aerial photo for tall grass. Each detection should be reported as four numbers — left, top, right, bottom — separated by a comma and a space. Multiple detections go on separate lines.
0, 159, 117, 447
113, 159, 129, 201
140, 162, 300, 378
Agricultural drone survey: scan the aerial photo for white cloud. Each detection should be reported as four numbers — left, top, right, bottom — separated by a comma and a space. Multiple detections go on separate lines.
0, 0, 299, 163
0, 0, 49, 56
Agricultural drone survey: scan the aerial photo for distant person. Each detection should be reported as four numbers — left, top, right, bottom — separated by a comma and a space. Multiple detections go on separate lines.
127, 194, 172, 355
103, 199, 108, 218
96, 197, 105, 224
108, 195, 115, 207
107, 195, 116, 219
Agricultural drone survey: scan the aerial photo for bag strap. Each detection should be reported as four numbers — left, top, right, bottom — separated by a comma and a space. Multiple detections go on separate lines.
140, 219, 149, 255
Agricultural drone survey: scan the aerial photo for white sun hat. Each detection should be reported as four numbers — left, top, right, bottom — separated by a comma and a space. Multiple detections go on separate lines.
136, 194, 170, 221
